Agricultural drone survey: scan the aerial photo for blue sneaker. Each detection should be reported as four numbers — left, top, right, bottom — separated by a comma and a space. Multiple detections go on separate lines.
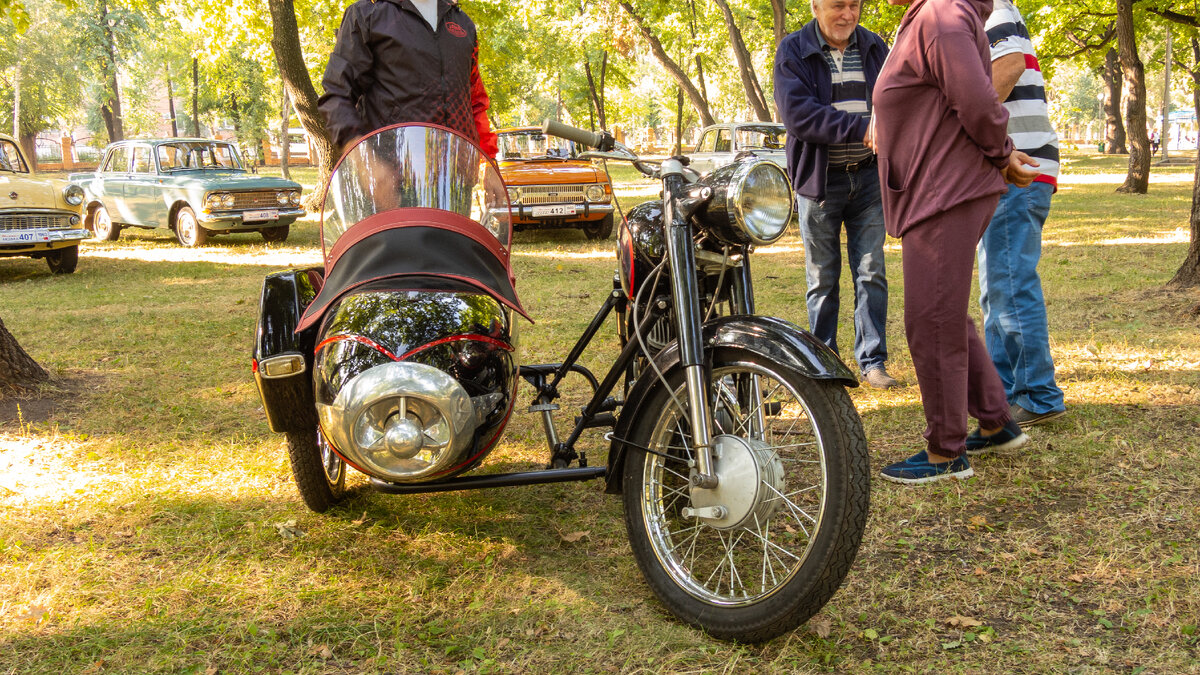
965, 419, 1029, 456
880, 451, 974, 485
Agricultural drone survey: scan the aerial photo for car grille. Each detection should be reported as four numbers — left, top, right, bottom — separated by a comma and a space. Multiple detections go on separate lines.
518, 185, 586, 205
231, 191, 286, 210
0, 213, 73, 231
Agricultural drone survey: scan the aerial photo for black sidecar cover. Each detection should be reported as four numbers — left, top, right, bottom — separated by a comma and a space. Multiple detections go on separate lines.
296, 207, 529, 334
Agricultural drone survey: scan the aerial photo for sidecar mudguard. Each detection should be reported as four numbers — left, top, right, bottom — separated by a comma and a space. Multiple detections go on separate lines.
604, 314, 858, 494
252, 267, 323, 433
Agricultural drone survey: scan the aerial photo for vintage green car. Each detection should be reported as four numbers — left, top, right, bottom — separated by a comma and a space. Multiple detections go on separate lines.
71, 138, 305, 247
0, 132, 90, 274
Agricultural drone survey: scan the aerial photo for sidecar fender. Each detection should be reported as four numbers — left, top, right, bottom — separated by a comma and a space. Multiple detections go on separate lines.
604, 315, 857, 494
252, 267, 323, 433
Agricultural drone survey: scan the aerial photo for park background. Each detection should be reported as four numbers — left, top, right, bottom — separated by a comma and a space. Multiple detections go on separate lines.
1, 0, 1199, 673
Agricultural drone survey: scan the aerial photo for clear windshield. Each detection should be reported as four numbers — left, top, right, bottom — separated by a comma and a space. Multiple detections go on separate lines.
322, 125, 510, 260
497, 131, 578, 161
157, 141, 243, 171
735, 126, 786, 151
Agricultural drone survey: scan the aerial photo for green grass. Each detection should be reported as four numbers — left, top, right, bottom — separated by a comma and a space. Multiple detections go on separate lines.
2, 152, 1198, 673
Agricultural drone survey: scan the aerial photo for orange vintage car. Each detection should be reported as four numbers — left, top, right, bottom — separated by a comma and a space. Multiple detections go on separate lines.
496, 127, 615, 239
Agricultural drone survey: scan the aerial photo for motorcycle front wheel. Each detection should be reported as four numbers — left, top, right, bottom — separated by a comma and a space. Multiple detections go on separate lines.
621, 347, 869, 642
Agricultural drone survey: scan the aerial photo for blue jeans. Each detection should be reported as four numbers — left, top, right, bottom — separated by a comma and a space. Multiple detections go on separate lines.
797, 166, 888, 373
977, 182, 1065, 415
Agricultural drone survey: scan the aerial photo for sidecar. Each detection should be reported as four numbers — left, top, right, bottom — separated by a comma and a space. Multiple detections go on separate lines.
252, 124, 529, 511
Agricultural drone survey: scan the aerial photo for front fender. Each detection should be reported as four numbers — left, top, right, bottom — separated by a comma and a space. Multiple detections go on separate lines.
604, 314, 857, 494
252, 267, 323, 433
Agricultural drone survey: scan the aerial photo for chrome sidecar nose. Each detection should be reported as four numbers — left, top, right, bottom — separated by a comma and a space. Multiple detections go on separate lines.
316, 361, 478, 482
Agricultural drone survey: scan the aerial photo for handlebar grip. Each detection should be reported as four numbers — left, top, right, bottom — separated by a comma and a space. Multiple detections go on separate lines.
542, 119, 605, 149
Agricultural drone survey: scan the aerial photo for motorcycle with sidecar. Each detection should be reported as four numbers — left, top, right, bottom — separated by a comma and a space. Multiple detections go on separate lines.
252, 121, 870, 641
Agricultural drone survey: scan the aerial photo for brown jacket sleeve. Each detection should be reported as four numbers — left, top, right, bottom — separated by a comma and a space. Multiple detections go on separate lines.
318, 5, 372, 151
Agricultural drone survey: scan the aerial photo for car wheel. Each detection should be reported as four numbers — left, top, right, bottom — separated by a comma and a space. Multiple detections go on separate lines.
260, 225, 290, 243
92, 204, 120, 241
174, 206, 209, 247
45, 246, 79, 274
583, 214, 614, 240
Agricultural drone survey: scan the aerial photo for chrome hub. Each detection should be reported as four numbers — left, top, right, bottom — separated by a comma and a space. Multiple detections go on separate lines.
688, 434, 786, 530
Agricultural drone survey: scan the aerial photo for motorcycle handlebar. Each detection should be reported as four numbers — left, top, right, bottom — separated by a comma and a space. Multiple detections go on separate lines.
542, 119, 609, 150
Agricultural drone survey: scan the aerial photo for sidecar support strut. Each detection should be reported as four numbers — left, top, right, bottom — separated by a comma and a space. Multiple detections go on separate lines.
368, 467, 607, 494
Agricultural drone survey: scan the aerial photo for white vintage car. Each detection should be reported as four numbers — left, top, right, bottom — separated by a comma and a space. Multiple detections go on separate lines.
0, 133, 89, 274
687, 122, 788, 177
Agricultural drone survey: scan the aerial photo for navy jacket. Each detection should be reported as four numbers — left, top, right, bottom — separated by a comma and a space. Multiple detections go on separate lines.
773, 21, 888, 201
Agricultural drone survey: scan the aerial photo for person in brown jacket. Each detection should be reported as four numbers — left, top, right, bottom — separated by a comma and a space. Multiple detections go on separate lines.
871, 0, 1038, 484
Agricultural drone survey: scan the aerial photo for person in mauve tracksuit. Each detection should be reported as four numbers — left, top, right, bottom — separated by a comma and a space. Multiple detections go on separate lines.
318, 0, 498, 158
871, 0, 1038, 485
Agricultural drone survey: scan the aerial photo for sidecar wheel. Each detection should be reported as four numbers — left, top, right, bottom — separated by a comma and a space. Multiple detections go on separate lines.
582, 214, 614, 240
621, 348, 869, 642
285, 427, 348, 513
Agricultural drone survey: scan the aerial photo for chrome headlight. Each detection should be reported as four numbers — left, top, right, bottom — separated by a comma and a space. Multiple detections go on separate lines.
506, 187, 521, 204
696, 160, 793, 246
205, 193, 221, 209
585, 184, 606, 202
289, 190, 301, 206
276, 190, 289, 205
221, 193, 235, 209
63, 184, 85, 206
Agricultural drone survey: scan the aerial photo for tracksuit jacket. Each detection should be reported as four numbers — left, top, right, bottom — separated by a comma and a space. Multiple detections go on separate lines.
318, 0, 498, 157
773, 21, 888, 201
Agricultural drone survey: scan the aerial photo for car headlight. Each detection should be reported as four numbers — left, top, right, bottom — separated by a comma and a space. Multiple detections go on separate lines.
289, 190, 301, 206
585, 184, 607, 202
221, 193, 235, 209
695, 160, 793, 246
506, 187, 521, 204
63, 184, 85, 206
205, 193, 221, 209
276, 190, 289, 206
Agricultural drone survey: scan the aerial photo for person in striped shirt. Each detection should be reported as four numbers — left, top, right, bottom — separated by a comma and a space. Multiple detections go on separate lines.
773, 0, 898, 390
974, 0, 1067, 433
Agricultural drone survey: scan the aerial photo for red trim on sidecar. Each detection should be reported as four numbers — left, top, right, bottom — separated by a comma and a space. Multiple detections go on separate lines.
326, 208, 511, 274
314, 334, 401, 362
394, 333, 514, 362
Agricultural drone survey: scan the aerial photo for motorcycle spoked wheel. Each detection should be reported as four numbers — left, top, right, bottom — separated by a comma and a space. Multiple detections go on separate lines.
621, 347, 870, 642
285, 426, 348, 513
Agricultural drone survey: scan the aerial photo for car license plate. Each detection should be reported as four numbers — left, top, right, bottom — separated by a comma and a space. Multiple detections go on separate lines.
531, 205, 577, 218
0, 229, 50, 244
243, 209, 279, 222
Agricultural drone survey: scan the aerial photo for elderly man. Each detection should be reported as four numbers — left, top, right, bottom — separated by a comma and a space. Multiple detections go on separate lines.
773, 0, 897, 389
975, 0, 1067, 432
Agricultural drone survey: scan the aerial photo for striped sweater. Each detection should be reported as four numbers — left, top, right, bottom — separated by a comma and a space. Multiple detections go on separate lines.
986, 0, 1059, 186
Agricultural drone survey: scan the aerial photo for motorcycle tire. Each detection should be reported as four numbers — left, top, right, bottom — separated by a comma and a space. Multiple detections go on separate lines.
285, 427, 348, 513
621, 347, 869, 642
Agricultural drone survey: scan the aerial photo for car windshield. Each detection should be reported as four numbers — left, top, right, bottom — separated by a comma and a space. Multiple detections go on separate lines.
157, 142, 244, 171
735, 126, 787, 151
322, 124, 511, 261
0, 140, 29, 173
497, 131, 577, 161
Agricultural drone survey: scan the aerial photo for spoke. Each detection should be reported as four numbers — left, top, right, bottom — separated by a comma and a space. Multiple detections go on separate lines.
769, 441, 820, 451
781, 484, 821, 499
741, 524, 804, 563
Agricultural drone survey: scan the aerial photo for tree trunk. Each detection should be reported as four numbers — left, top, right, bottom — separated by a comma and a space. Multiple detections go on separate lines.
1102, 47, 1127, 154
280, 84, 291, 180
20, 133, 37, 172
619, 1, 714, 128
1116, 0, 1150, 193
98, 0, 123, 142
689, 0, 708, 105
267, 0, 336, 210
712, 0, 772, 122
584, 53, 608, 131
192, 57, 200, 137
12, 59, 19, 139
1168, 38, 1200, 288
0, 316, 49, 390
771, 0, 787, 48
230, 92, 242, 144
674, 87, 684, 155
166, 69, 178, 137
